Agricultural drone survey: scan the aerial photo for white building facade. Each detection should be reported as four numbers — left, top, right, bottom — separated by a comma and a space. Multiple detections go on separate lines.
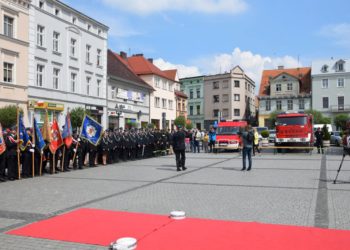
312, 59, 350, 121
27, 0, 108, 127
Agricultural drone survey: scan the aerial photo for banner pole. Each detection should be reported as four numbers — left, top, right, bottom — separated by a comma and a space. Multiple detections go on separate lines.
16, 106, 21, 180
53, 153, 55, 174
61, 146, 65, 171
32, 115, 35, 177
39, 153, 43, 176
72, 141, 79, 164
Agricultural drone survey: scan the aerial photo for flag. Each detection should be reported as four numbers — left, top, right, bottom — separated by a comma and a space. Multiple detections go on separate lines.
33, 118, 46, 152
0, 123, 6, 155
49, 119, 63, 154
18, 113, 30, 151
42, 110, 51, 142
62, 112, 73, 148
80, 115, 103, 146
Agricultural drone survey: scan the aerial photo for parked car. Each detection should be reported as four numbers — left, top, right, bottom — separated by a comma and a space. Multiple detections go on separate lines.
330, 131, 342, 146
268, 130, 276, 143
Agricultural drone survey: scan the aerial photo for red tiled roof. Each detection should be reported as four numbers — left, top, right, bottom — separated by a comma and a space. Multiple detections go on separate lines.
126, 55, 176, 82
163, 69, 178, 81
108, 50, 154, 91
175, 90, 188, 99
259, 67, 311, 96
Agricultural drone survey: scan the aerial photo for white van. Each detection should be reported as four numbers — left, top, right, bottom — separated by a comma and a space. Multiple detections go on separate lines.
313, 124, 333, 133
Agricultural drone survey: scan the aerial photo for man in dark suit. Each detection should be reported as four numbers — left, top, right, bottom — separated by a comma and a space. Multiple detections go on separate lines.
172, 125, 187, 171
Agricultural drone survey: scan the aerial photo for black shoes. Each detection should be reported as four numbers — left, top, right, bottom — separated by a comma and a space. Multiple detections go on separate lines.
177, 168, 181, 171
182, 167, 187, 171
241, 168, 246, 171
247, 167, 251, 171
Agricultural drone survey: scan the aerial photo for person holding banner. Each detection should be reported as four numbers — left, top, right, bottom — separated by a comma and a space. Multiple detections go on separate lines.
5, 127, 19, 180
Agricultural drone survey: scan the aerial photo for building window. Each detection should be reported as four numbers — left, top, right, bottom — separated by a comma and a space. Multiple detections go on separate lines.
155, 77, 160, 88
276, 84, 281, 92
337, 78, 344, 88
234, 109, 240, 116
3, 62, 13, 83
162, 98, 167, 109
213, 95, 220, 103
53, 68, 59, 89
86, 45, 91, 63
265, 100, 271, 111
54, 8, 60, 16
39, 1, 44, 8
222, 94, 229, 102
223, 80, 229, 89
4, 16, 14, 38
53, 32, 59, 52
336, 62, 344, 72
97, 49, 101, 66
322, 79, 328, 88
168, 100, 173, 110
70, 39, 76, 57
97, 79, 101, 97
155, 97, 160, 108
189, 89, 193, 99
72, 17, 76, 24
36, 64, 44, 87
287, 83, 293, 91
222, 109, 229, 117
322, 97, 329, 109
234, 80, 240, 88
182, 103, 185, 111
98, 29, 101, 35
321, 65, 328, 73
168, 83, 173, 91
196, 105, 200, 115
276, 100, 282, 110
189, 106, 193, 115
338, 96, 344, 110
71, 73, 76, 93
162, 80, 167, 90
87, 24, 91, 31
213, 81, 219, 89
234, 94, 240, 101
287, 100, 293, 110
86, 77, 91, 95
299, 99, 305, 110
37, 25, 45, 47
213, 109, 219, 117
196, 88, 200, 98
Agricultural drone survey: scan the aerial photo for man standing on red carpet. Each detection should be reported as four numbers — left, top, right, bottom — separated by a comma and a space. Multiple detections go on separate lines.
172, 125, 187, 171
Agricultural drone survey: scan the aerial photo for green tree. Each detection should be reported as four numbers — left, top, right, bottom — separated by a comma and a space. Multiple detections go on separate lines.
334, 114, 350, 131
0, 105, 20, 128
305, 109, 331, 124
70, 107, 89, 130
174, 116, 186, 127
267, 110, 280, 128
322, 124, 331, 140
185, 120, 193, 130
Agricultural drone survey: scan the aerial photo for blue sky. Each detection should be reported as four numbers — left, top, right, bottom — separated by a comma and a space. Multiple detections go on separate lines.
64, 0, 350, 83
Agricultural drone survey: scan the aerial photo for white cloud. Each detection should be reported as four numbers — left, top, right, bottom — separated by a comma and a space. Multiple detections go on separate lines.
101, 0, 248, 15
154, 58, 201, 79
320, 23, 350, 48
154, 48, 300, 93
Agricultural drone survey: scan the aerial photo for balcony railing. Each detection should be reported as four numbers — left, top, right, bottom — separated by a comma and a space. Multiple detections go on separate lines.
330, 105, 350, 112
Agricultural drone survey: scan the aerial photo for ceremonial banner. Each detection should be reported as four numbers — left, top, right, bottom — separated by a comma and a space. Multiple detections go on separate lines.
0, 123, 6, 155
34, 118, 46, 152
49, 119, 63, 154
18, 113, 30, 151
42, 110, 51, 142
62, 112, 73, 148
80, 115, 103, 146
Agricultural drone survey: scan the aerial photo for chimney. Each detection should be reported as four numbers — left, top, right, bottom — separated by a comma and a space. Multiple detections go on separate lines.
148, 58, 153, 64
120, 51, 127, 59
278, 65, 284, 70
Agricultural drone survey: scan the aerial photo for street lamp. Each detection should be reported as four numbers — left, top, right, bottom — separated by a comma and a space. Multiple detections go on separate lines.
115, 104, 124, 129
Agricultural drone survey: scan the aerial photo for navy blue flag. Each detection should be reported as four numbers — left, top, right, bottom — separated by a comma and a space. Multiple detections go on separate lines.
34, 117, 46, 152
80, 115, 103, 146
18, 113, 30, 151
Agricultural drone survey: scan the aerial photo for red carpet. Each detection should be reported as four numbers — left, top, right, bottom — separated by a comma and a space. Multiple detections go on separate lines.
7, 208, 350, 249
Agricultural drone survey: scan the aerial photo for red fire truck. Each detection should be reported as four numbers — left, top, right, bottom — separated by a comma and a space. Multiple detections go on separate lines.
274, 112, 314, 152
215, 120, 247, 151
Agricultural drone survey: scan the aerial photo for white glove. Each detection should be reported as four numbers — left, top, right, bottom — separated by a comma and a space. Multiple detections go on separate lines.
29, 149, 35, 153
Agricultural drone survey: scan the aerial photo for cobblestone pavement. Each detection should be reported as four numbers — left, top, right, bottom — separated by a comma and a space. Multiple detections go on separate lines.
0, 148, 349, 249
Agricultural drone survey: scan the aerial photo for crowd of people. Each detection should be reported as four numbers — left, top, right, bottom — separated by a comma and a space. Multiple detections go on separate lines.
0, 127, 177, 182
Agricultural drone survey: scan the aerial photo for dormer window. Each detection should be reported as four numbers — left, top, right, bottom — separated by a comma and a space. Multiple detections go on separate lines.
321, 65, 328, 73
55, 8, 60, 16
335, 60, 345, 72
72, 17, 76, 24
